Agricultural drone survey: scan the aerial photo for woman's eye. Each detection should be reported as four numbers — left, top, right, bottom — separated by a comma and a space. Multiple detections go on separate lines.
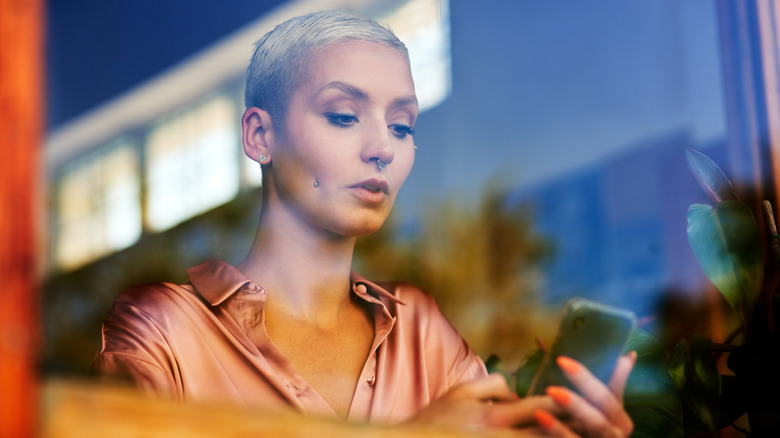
389, 123, 415, 139
325, 112, 358, 127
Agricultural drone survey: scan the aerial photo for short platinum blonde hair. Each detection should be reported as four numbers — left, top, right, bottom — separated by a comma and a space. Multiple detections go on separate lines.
244, 10, 409, 123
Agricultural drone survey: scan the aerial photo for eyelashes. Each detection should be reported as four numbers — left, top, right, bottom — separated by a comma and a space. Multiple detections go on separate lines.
388, 123, 415, 139
324, 112, 416, 139
325, 112, 358, 127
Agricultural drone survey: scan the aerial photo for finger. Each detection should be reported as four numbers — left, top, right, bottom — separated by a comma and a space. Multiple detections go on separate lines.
547, 384, 633, 436
481, 394, 561, 429
556, 357, 633, 432
608, 351, 637, 400
533, 409, 579, 437
454, 373, 518, 402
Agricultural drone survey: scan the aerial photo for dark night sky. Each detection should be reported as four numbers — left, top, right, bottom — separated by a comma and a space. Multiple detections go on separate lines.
46, 0, 288, 129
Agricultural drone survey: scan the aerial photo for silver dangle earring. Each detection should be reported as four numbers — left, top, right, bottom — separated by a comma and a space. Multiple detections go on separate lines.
377, 159, 389, 170
314, 179, 320, 188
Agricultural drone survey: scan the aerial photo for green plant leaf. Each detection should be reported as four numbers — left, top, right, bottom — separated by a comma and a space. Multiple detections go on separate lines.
685, 148, 738, 203
623, 328, 684, 438
686, 200, 763, 323
514, 348, 544, 397
484, 354, 512, 388
666, 335, 721, 435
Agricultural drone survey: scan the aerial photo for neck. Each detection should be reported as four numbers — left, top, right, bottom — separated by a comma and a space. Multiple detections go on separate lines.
238, 205, 357, 325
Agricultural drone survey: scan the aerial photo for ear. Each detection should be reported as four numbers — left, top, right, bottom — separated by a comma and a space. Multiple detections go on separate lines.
242, 107, 275, 164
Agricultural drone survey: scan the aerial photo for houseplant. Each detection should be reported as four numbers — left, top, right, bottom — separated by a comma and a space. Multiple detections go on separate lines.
491, 149, 779, 436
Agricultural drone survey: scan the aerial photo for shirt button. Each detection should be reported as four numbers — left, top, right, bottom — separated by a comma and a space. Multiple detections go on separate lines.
367, 376, 375, 386
242, 283, 265, 295
287, 383, 303, 395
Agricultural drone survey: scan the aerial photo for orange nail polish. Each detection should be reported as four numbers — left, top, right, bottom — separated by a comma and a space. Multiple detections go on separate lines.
546, 386, 572, 406
556, 356, 580, 374
534, 409, 556, 430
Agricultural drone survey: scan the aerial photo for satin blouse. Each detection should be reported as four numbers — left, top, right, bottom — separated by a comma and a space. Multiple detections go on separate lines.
92, 259, 487, 423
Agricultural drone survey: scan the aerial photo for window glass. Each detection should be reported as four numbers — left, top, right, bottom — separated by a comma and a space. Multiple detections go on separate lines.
55, 140, 141, 270
384, 0, 452, 112
146, 94, 239, 231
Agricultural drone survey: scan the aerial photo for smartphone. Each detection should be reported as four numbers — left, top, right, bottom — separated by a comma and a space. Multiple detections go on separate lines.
527, 298, 636, 395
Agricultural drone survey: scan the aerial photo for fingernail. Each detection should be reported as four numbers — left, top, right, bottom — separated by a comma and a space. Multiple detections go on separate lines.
628, 350, 638, 362
534, 409, 556, 430
546, 386, 571, 406
556, 356, 580, 374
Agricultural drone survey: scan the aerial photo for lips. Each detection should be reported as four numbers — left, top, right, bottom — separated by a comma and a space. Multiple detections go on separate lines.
352, 178, 389, 194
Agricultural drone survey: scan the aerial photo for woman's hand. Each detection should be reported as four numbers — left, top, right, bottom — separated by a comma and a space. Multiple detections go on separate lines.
407, 352, 636, 436
405, 373, 555, 434
541, 352, 637, 437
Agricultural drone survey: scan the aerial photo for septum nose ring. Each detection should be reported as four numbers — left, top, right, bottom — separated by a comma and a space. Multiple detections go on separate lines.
377, 159, 389, 170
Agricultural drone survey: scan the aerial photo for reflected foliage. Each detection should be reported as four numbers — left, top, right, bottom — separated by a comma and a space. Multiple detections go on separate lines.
687, 201, 763, 324
679, 149, 780, 435
667, 335, 720, 434
354, 187, 555, 368
623, 329, 684, 437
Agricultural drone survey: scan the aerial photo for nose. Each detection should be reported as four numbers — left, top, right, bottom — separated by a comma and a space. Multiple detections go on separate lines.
361, 118, 395, 170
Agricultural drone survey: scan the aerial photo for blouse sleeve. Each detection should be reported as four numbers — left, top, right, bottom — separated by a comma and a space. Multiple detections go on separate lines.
91, 285, 180, 398
448, 339, 489, 386
434, 305, 488, 388
391, 282, 488, 392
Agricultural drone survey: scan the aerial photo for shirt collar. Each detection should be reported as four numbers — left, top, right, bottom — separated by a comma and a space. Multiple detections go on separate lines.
187, 259, 261, 306
350, 271, 406, 307
187, 259, 406, 308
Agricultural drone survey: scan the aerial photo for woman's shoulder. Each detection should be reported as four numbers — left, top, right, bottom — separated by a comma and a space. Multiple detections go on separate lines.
378, 281, 437, 306
369, 279, 450, 323
109, 281, 203, 323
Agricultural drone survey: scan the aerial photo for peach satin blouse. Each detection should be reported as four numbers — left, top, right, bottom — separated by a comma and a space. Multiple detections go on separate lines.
93, 259, 487, 423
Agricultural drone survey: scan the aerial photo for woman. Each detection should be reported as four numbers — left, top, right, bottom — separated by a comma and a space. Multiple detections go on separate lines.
94, 10, 635, 436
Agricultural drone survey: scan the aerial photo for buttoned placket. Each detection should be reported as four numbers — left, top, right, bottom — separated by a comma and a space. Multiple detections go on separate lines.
210, 269, 403, 420
233, 282, 325, 412
239, 285, 301, 393
346, 281, 401, 422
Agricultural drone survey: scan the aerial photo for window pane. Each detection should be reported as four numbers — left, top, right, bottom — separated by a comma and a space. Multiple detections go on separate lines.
146, 95, 239, 231
55, 140, 141, 270
385, 0, 452, 112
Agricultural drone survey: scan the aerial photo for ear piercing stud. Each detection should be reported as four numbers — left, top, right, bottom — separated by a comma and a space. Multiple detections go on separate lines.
258, 154, 268, 164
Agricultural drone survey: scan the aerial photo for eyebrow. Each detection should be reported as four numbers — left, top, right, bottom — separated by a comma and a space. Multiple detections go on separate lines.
321, 81, 368, 100
320, 81, 419, 110
392, 95, 419, 110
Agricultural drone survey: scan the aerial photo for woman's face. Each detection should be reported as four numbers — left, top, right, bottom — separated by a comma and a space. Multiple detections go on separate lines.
267, 39, 418, 237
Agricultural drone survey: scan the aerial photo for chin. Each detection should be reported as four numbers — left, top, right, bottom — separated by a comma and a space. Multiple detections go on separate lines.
317, 217, 385, 239
343, 216, 387, 238
318, 207, 392, 238
353, 227, 382, 238
345, 221, 383, 237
